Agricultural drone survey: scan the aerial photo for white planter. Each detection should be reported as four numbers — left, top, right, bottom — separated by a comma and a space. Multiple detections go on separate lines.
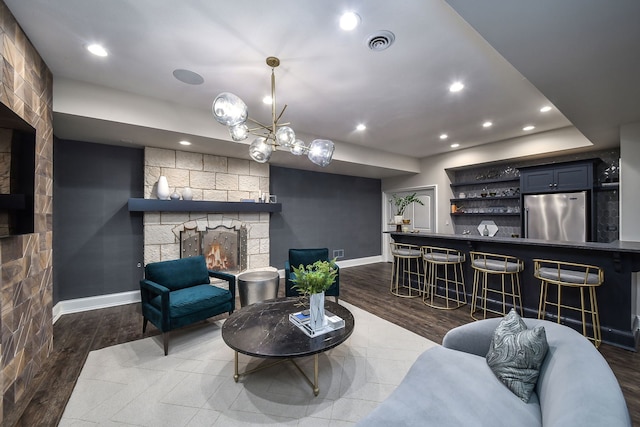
182, 186, 193, 200
309, 292, 327, 331
394, 215, 404, 225
156, 176, 170, 200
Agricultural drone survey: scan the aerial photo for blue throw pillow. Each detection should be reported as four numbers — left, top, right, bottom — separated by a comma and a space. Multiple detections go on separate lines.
486, 309, 549, 402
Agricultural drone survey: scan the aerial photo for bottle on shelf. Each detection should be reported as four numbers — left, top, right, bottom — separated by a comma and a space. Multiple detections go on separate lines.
482, 224, 489, 236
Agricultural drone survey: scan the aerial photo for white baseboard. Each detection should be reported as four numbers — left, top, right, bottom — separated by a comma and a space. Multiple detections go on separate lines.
52, 256, 384, 323
53, 290, 141, 324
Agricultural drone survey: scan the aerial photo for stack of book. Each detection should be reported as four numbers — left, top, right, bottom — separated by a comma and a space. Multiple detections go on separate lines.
289, 309, 345, 337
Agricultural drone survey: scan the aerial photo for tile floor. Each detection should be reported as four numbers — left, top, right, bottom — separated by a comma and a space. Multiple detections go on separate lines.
59, 302, 436, 426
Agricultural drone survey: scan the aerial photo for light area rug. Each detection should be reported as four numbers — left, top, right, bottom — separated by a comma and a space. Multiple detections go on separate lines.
59, 302, 437, 427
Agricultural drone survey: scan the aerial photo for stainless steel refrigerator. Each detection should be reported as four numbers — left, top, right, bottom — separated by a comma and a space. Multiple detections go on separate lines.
523, 191, 588, 242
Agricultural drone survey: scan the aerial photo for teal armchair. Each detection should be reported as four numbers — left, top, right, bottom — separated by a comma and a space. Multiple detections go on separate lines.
285, 248, 340, 302
140, 255, 236, 355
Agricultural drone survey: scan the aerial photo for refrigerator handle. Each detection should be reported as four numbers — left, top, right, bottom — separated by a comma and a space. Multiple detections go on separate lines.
524, 207, 529, 238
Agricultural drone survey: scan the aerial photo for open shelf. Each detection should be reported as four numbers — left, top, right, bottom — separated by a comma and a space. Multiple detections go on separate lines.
127, 198, 282, 213
450, 177, 520, 188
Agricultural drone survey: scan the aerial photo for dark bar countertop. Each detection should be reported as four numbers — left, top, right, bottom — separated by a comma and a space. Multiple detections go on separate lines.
387, 230, 640, 350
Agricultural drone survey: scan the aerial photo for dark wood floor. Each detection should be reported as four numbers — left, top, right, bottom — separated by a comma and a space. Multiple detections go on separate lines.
8, 262, 640, 426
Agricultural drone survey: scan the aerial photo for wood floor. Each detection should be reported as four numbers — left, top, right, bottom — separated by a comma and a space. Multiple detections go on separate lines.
8, 262, 640, 426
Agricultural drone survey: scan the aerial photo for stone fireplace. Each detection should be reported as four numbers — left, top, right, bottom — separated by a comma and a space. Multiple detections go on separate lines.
143, 147, 271, 270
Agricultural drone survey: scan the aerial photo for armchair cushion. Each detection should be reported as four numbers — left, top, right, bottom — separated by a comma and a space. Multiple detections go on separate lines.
149, 284, 232, 318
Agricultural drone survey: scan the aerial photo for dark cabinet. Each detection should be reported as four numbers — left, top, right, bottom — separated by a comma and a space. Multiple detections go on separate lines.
520, 162, 593, 193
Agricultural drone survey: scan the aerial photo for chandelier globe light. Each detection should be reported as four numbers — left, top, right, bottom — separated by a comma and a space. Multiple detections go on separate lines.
212, 57, 335, 166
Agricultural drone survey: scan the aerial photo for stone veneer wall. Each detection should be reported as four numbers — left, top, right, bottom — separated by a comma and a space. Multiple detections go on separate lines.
143, 147, 271, 269
0, 2, 54, 424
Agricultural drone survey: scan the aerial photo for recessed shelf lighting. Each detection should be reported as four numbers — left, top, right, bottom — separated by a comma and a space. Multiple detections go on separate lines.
540, 106, 552, 113
482, 121, 493, 128
450, 143, 460, 148
339, 12, 360, 31
440, 133, 448, 140
179, 140, 192, 146
356, 124, 366, 131
449, 82, 464, 92
523, 125, 535, 131
87, 43, 108, 57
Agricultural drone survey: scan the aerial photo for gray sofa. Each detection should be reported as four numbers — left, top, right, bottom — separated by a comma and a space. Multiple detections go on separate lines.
356, 318, 630, 426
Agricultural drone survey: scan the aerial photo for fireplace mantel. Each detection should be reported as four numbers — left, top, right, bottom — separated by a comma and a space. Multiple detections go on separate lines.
128, 198, 282, 213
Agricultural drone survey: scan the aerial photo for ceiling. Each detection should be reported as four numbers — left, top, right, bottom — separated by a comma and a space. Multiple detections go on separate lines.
5, 1, 639, 178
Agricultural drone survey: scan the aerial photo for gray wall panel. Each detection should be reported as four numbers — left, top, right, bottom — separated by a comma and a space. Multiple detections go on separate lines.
269, 166, 381, 268
53, 139, 144, 303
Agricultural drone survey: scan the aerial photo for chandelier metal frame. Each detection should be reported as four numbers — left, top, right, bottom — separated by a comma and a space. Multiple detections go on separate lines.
212, 57, 334, 166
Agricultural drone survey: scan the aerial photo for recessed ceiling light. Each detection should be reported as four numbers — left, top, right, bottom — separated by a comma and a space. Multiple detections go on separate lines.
540, 106, 552, 113
523, 125, 535, 131
262, 96, 272, 105
87, 43, 108, 57
482, 121, 493, 128
449, 82, 464, 92
339, 12, 360, 31
450, 143, 460, 148
440, 133, 448, 140
356, 124, 366, 131
179, 140, 191, 146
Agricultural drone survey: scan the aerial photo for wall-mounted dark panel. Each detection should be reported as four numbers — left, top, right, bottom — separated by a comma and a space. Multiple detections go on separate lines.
269, 166, 381, 268
53, 139, 144, 303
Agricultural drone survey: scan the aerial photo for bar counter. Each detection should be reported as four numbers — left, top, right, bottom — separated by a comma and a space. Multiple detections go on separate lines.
388, 231, 640, 350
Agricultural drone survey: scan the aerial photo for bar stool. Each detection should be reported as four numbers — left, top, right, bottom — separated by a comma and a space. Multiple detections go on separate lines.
534, 259, 604, 347
390, 242, 423, 298
422, 246, 466, 309
470, 251, 524, 321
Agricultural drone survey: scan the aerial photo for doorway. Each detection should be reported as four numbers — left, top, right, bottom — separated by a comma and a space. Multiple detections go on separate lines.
382, 187, 436, 261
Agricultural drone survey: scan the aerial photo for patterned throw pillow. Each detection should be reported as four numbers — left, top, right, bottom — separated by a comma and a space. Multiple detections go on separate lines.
486, 309, 549, 402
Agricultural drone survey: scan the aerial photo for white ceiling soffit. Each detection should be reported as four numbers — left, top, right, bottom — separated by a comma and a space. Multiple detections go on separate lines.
445, 0, 640, 148
3, 0, 600, 179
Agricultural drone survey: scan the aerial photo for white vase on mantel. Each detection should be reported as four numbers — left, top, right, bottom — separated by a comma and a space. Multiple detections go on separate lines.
309, 292, 327, 331
394, 215, 404, 225
156, 176, 170, 200
182, 186, 193, 200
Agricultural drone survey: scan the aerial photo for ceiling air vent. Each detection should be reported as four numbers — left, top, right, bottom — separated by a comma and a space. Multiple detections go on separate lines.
366, 30, 396, 52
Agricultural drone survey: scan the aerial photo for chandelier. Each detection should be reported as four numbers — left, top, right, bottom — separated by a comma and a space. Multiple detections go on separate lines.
212, 57, 335, 167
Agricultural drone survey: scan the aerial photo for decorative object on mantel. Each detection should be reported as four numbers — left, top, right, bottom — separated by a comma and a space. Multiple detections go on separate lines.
156, 176, 170, 200
182, 187, 193, 200
290, 259, 339, 331
212, 56, 335, 167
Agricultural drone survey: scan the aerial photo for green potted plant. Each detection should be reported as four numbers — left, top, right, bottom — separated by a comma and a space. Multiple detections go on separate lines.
291, 259, 338, 330
392, 193, 425, 224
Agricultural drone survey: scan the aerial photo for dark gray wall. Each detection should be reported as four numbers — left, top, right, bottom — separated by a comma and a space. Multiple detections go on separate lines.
53, 139, 144, 303
269, 166, 381, 268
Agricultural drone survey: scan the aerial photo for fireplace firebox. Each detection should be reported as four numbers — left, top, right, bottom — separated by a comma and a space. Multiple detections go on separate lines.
180, 225, 248, 274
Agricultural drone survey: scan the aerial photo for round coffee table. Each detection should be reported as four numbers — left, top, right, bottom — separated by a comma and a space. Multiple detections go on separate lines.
221, 297, 355, 396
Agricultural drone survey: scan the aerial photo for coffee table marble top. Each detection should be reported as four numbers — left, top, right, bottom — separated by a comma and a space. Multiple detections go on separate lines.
221, 297, 355, 359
